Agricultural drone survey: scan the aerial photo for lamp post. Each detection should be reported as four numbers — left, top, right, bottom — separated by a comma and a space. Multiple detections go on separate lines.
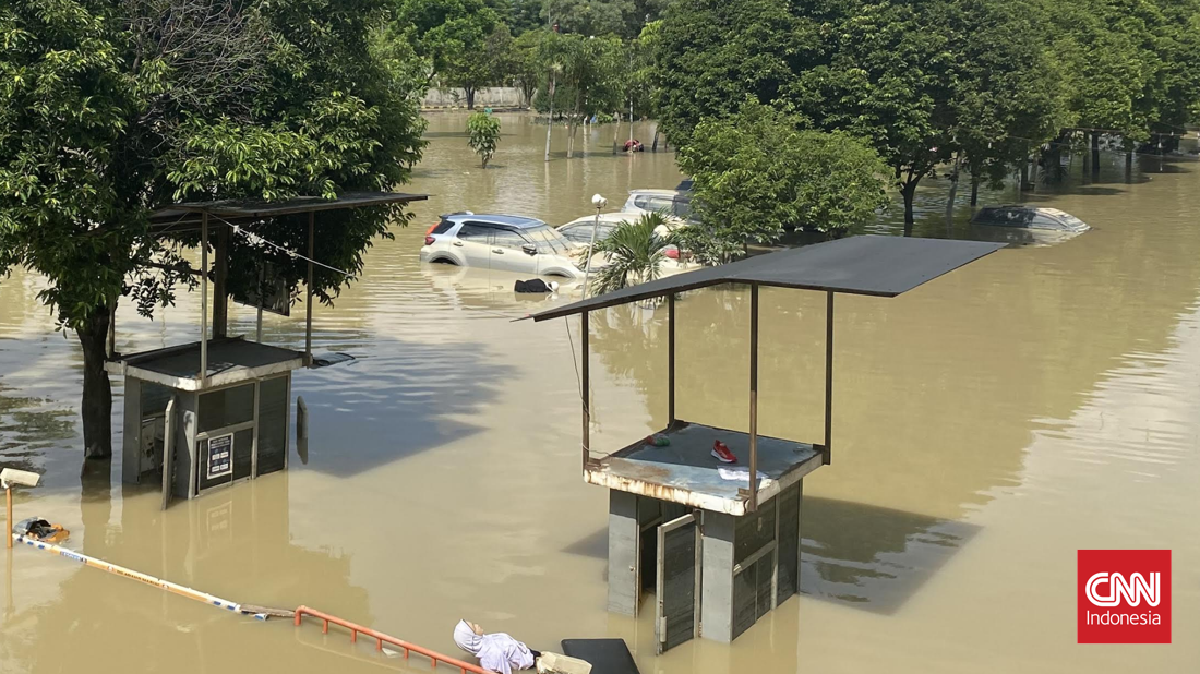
2, 468, 39, 549
583, 194, 608, 298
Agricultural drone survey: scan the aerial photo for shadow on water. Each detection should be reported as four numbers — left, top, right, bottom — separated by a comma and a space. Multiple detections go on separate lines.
284, 336, 513, 478
799, 496, 978, 614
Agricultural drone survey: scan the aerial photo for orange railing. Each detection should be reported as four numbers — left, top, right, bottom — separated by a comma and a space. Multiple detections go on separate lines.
294, 606, 488, 674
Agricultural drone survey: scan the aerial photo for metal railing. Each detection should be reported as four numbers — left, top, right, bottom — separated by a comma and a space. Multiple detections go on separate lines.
293, 606, 487, 674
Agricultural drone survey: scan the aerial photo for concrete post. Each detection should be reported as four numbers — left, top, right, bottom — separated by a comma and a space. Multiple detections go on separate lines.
608, 490, 640, 616
700, 510, 736, 642
120, 377, 142, 484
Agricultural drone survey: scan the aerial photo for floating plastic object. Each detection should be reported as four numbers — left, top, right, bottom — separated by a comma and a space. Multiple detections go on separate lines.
11, 517, 69, 543
643, 434, 670, 447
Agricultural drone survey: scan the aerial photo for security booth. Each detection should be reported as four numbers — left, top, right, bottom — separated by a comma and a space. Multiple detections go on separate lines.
531, 236, 1003, 650
106, 192, 428, 503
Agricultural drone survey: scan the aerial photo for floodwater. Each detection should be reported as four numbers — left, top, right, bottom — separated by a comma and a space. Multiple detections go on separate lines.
1, 112, 1197, 673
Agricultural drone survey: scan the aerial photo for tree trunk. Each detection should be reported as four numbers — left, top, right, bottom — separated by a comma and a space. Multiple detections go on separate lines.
465, 86, 476, 110
1081, 132, 1090, 182
543, 73, 555, 162
1019, 161, 1029, 194
1091, 131, 1100, 177
970, 175, 979, 206
76, 305, 113, 460
566, 92, 582, 158
1125, 148, 1133, 182
612, 110, 621, 154
945, 152, 961, 219
901, 179, 918, 235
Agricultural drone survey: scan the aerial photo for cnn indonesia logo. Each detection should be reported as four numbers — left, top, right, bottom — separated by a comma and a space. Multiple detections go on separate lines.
1078, 550, 1171, 643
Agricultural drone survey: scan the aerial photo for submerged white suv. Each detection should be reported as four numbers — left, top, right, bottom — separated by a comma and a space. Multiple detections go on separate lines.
419, 214, 587, 278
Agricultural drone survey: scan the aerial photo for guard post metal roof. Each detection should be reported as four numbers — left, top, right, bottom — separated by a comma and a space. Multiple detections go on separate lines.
532, 235, 1004, 321
149, 191, 428, 228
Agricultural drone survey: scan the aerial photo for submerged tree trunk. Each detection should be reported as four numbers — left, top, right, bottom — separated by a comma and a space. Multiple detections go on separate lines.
945, 153, 961, 219
612, 110, 621, 154
1081, 132, 1090, 182
901, 178, 918, 235
1125, 147, 1133, 182
465, 86, 476, 110
566, 91, 582, 158
543, 73, 555, 162
1091, 131, 1100, 177
76, 304, 113, 460
970, 174, 980, 206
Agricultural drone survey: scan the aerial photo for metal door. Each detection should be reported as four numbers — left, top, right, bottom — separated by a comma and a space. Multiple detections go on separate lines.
656, 513, 700, 653
454, 223, 494, 268
488, 228, 536, 273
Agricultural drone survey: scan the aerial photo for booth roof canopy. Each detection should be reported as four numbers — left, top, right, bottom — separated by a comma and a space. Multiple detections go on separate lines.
149, 191, 428, 227
532, 236, 1005, 321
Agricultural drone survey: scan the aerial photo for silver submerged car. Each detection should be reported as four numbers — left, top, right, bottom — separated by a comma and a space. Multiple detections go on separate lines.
420, 214, 586, 278
969, 205, 1090, 246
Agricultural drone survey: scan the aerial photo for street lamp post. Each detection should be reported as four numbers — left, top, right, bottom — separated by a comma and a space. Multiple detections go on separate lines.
582, 193, 608, 298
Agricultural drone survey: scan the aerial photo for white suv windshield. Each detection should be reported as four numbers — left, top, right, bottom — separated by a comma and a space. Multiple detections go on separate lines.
523, 225, 573, 254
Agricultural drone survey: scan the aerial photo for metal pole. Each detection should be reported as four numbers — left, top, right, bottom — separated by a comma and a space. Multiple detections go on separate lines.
255, 263, 264, 343
824, 291, 833, 465
581, 312, 590, 470
668, 293, 675, 425
582, 206, 602, 298
5, 486, 11, 549
305, 211, 314, 365
200, 213, 208, 388
748, 284, 759, 511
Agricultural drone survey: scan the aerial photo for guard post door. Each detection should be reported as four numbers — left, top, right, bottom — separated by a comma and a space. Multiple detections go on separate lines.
656, 513, 700, 653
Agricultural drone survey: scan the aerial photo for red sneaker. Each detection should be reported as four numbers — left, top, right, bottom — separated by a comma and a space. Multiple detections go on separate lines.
711, 441, 736, 464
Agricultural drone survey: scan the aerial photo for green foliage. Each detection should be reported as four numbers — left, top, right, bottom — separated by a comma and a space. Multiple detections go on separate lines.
0, 0, 426, 456
467, 111, 502, 166
589, 212, 673, 294
393, 0, 500, 100
675, 101, 888, 263
544, 0, 664, 38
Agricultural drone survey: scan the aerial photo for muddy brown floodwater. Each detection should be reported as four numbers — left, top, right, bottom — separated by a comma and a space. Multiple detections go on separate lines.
1, 112, 1198, 673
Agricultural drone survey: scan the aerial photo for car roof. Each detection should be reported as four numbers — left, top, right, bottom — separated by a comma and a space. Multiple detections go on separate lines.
444, 213, 546, 228
627, 189, 680, 197
560, 213, 637, 227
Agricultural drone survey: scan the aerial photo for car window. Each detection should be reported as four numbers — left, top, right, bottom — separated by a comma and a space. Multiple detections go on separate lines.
633, 195, 651, 209
456, 223, 492, 242
431, 218, 455, 234
559, 225, 591, 244
490, 228, 527, 249
671, 198, 691, 219
522, 225, 573, 254
648, 196, 675, 213
1030, 214, 1061, 229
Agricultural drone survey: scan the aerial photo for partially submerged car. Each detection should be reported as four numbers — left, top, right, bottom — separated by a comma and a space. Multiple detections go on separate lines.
557, 213, 691, 272
621, 189, 692, 220
969, 205, 1090, 246
420, 213, 587, 278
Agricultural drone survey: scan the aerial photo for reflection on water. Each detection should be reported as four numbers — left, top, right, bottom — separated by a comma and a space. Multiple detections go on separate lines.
1, 114, 1198, 672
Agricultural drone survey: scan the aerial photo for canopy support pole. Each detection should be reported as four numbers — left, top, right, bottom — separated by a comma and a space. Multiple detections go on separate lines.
748, 284, 759, 511
581, 312, 590, 471
668, 293, 675, 425
824, 291, 833, 465
200, 213, 208, 389
305, 211, 314, 366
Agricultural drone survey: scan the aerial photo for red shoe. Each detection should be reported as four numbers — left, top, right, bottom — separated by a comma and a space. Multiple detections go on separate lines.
711, 441, 736, 464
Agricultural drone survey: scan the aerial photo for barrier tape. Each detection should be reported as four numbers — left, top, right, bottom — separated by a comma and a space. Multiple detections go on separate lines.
10, 533, 268, 619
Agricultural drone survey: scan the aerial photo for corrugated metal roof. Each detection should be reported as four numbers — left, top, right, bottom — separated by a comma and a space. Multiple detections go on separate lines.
531, 236, 1004, 321
149, 191, 428, 227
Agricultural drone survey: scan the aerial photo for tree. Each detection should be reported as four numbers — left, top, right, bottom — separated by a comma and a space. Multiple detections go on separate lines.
467, 111, 502, 167
675, 101, 888, 264
393, 0, 500, 106
511, 29, 544, 106
650, 0, 814, 146
589, 212, 673, 294
556, 33, 624, 157
0, 0, 425, 460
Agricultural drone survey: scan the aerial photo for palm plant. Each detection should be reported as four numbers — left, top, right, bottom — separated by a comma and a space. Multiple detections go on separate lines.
588, 212, 673, 295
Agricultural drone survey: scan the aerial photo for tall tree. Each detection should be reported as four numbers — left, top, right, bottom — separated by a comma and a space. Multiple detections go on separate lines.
393, 0, 500, 106
0, 0, 425, 460
676, 100, 889, 263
